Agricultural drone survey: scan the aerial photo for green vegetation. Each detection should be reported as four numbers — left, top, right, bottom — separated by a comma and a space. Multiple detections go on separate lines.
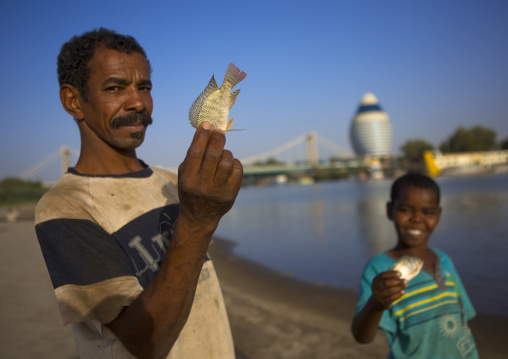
313, 167, 355, 181
400, 139, 434, 163
439, 125, 498, 153
0, 177, 49, 206
253, 157, 285, 166
398, 126, 507, 171
501, 137, 508, 150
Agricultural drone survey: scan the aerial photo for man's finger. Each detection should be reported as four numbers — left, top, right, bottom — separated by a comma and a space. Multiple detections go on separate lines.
182, 122, 212, 175
214, 150, 235, 187
228, 159, 243, 193
199, 129, 226, 182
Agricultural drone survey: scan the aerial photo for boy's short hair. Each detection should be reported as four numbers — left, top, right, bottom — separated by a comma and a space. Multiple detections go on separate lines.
390, 172, 440, 204
57, 27, 150, 100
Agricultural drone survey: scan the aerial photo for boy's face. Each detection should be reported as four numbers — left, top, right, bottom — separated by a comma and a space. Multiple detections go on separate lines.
387, 186, 442, 249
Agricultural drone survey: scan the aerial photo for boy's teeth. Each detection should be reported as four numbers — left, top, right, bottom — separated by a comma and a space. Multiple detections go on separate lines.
408, 229, 422, 235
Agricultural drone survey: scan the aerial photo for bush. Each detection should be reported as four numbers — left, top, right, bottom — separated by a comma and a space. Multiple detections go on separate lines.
0, 177, 49, 205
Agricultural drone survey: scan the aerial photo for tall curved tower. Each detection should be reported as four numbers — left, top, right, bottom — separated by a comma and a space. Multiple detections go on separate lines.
350, 93, 392, 157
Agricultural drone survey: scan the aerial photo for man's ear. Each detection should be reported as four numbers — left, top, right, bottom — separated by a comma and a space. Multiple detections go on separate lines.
386, 201, 394, 221
60, 84, 84, 120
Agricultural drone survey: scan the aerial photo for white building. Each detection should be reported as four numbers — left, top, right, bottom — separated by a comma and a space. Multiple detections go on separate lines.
350, 93, 393, 157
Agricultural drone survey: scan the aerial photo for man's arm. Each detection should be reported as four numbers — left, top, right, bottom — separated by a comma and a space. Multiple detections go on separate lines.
351, 271, 406, 343
106, 122, 243, 359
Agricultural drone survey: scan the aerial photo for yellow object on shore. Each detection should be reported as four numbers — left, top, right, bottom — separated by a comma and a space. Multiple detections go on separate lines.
423, 150, 441, 176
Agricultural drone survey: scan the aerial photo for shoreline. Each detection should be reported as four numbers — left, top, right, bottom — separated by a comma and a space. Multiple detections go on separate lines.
209, 236, 508, 359
0, 221, 506, 358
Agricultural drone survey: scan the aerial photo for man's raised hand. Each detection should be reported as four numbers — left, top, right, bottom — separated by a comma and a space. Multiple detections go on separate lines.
177, 122, 243, 234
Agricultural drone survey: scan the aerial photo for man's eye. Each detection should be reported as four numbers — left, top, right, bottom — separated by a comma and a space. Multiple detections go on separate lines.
106, 86, 121, 92
139, 86, 152, 92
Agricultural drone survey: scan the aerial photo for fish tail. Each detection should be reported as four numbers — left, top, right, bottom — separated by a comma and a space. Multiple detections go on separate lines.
224, 63, 247, 88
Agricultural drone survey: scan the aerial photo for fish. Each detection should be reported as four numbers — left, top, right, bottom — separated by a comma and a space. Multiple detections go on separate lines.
189, 63, 247, 132
389, 255, 424, 281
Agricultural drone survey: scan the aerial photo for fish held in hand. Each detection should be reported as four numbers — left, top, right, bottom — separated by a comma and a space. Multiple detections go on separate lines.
189, 63, 247, 132
389, 255, 424, 281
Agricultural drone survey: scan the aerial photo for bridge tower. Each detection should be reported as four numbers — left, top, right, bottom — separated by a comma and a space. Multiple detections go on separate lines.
60, 146, 72, 175
305, 131, 319, 167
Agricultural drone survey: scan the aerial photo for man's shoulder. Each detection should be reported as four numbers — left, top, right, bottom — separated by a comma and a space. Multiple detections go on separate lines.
35, 173, 93, 224
150, 166, 178, 186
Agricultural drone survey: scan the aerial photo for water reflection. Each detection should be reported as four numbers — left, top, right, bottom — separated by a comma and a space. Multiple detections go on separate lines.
216, 173, 508, 315
356, 190, 394, 256
310, 200, 324, 242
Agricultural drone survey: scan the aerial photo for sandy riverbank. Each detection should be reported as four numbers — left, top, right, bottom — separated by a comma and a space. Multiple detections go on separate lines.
0, 220, 506, 358
209, 237, 508, 359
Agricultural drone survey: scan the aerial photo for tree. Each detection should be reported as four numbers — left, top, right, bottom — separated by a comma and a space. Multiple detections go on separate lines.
439, 126, 497, 153
500, 137, 508, 150
0, 177, 49, 205
400, 139, 434, 163
253, 157, 285, 166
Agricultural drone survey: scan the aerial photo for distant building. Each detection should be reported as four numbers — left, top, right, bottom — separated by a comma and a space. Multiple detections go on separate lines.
350, 93, 392, 157
424, 150, 508, 176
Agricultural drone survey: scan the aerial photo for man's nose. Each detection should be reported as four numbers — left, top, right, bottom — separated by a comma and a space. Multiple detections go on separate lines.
125, 87, 147, 112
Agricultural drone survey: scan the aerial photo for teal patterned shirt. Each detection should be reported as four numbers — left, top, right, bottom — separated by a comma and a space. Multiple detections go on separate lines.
356, 249, 479, 358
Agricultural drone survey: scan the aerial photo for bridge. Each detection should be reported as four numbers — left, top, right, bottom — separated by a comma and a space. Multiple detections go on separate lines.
240, 131, 352, 168
19, 132, 362, 183
238, 132, 360, 185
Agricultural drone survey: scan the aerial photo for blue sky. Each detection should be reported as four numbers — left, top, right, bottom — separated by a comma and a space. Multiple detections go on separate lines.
1, 0, 507, 182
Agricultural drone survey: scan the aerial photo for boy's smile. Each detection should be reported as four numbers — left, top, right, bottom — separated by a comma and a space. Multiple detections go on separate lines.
387, 186, 442, 250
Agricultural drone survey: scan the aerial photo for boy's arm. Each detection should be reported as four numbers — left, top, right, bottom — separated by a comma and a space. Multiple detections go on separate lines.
351, 271, 406, 343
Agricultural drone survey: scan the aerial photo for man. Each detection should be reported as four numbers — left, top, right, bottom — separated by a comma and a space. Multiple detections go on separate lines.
35, 28, 243, 359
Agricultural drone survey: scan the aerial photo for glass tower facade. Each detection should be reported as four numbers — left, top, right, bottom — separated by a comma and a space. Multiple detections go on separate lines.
350, 93, 392, 156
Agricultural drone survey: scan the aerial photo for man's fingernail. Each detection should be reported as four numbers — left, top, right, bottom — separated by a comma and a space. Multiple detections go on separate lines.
202, 122, 211, 130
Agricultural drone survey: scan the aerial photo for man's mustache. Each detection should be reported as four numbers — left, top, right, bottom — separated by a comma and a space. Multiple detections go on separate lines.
110, 112, 153, 129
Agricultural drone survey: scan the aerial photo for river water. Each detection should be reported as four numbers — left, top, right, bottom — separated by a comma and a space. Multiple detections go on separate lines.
216, 172, 508, 316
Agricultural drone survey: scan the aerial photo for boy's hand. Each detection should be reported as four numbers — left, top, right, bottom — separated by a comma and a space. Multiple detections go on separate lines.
371, 271, 407, 310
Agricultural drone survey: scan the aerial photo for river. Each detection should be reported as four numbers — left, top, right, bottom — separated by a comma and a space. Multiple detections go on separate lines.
216, 172, 508, 316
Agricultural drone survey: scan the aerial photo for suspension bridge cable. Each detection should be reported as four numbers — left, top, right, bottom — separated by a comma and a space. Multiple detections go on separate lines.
19, 146, 80, 179
19, 149, 61, 179
315, 133, 353, 158
239, 133, 309, 165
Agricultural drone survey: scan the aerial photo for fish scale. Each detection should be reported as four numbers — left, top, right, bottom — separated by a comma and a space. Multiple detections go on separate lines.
390, 255, 424, 281
189, 63, 247, 132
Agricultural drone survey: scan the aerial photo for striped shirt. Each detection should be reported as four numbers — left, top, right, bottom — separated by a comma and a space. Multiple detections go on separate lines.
356, 249, 478, 358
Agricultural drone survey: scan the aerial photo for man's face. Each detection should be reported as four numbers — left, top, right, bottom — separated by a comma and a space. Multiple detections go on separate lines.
387, 186, 442, 249
77, 47, 153, 151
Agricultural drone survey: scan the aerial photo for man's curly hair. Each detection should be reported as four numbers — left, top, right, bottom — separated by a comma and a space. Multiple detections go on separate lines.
57, 28, 150, 100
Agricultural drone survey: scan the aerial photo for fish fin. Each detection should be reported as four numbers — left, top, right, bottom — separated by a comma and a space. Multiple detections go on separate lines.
228, 89, 241, 110
189, 75, 219, 127
226, 117, 235, 131
224, 117, 247, 133
224, 63, 247, 88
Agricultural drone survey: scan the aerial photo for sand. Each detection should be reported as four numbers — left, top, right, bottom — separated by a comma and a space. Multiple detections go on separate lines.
0, 218, 506, 358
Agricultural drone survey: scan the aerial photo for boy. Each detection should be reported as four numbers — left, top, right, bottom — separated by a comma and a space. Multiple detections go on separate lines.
351, 172, 479, 358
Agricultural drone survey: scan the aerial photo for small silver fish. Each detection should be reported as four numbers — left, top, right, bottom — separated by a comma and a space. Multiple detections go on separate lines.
389, 255, 424, 281
189, 63, 247, 132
